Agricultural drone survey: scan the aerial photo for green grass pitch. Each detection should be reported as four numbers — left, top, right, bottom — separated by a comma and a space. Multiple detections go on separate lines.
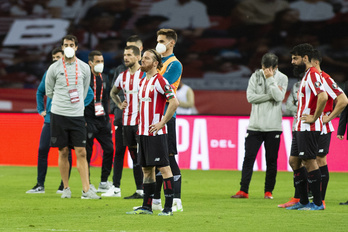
0, 166, 347, 232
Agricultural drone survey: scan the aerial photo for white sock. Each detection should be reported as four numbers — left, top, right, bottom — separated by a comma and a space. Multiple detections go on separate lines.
153, 198, 161, 205
136, 189, 144, 195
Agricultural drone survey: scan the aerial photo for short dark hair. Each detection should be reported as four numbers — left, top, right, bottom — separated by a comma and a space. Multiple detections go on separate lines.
290, 43, 314, 61
157, 29, 177, 42
51, 48, 63, 55
88, 50, 103, 62
61, 35, 78, 46
127, 35, 142, 44
311, 49, 322, 64
125, 45, 140, 56
146, 49, 163, 70
261, 53, 278, 69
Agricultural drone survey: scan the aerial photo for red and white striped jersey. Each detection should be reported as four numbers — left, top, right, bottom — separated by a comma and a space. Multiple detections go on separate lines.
321, 71, 343, 134
295, 67, 326, 132
138, 73, 176, 136
114, 69, 144, 126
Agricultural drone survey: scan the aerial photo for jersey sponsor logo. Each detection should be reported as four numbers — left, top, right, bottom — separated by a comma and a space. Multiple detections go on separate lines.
314, 81, 322, 88
140, 97, 152, 102
124, 90, 138, 94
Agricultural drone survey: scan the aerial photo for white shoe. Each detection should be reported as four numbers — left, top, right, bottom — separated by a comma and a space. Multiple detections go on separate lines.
89, 184, 97, 193
26, 184, 45, 194
101, 186, 121, 197
152, 202, 163, 211
172, 198, 183, 212
61, 187, 71, 199
81, 189, 101, 199
97, 181, 112, 193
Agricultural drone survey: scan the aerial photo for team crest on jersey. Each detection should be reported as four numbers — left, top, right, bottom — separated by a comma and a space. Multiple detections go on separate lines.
332, 83, 338, 89
314, 81, 322, 88
164, 84, 172, 91
150, 85, 154, 91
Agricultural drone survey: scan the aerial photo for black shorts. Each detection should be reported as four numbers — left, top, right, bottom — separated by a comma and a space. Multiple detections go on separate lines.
290, 131, 321, 159
123, 125, 139, 147
138, 134, 169, 167
318, 132, 331, 156
167, 117, 178, 155
50, 113, 86, 148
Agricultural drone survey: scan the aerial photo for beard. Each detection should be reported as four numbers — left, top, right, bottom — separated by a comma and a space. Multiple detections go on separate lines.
125, 61, 136, 68
292, 63, 306, 78
140, 63, 153, 72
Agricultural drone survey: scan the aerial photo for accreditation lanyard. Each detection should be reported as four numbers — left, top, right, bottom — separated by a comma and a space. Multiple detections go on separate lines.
94, 74, 105, 116
62, 57, 78, 86
93, 74, 103, 103
62, 57, 80, 103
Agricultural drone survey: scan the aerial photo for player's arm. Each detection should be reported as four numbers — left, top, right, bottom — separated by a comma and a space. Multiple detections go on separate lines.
246, 72, 272, 104
110, 85, 127, 110
45, 65, 55, 99
265, 68, 288, 102
150, 97, 179, 135
301, 91, 328, 123
84, 86, 94, 106
37, 72, 47, 117
337, 105, 348, 139
323, 93, 348, 124
162, 61, 182, 85
179, 87, 194, 108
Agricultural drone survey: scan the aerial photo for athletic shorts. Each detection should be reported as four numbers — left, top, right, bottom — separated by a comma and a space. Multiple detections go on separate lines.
138, 134, 169, 167
318, 132, 331, 156
123, 125, 139, 147
290, 131, 321, 159
50, 113, 86, 148
167, 117, 178, 155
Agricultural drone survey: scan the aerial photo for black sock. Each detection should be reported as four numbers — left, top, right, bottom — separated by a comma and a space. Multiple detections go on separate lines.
294, 181, 300, 198
319, 165, 329, 200
294, 167, 309, 205
169, 156, 181, 198
129, 148, 143, 190
163, 177, 174, 212
308, 169, 322, 206
154, 170, 163, 199
142, 182, 155, 210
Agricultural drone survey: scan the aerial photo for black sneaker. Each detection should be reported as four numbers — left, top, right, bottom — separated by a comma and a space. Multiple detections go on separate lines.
124, 192, 143, 199
26, 184, 45, 194
339, 201, 348, 205
56, 184, 64, 194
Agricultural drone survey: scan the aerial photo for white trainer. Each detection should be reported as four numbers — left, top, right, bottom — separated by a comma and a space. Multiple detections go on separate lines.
152, 202, 163, 211
61, 187, 71, 199
172, 198, 183, 212
81, 189, 101, 199
101, 186, 121, 197
89, 184, 97, 193
97, 181, 112, 193
26, 184, 45, 194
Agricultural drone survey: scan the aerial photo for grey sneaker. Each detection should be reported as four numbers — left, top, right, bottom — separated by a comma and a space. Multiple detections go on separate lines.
89, 184, 97, 193
97, 181, 112, 193
26, 184, 45, 194
81, 189, 101, 199
61, 187, 71, 198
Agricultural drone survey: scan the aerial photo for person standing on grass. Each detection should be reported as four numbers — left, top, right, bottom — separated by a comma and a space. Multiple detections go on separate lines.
45, 35, 100, 199
85, 50, 114, 193
27, 48, 94, 194
286, 43, 327, 210
231, 53, 288, 200
278, 49, 348, 209
107, 45, 144, 199
126, 49, 179, 216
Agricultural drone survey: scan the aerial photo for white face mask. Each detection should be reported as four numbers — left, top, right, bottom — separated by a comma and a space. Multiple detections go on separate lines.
64, 47, 75, 58
94, 63, 104, 73
156, 42, 170, 54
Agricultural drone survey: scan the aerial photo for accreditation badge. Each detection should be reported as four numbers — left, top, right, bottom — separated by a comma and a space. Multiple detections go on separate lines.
95, 102, 105, 116
68, 88, 80, 103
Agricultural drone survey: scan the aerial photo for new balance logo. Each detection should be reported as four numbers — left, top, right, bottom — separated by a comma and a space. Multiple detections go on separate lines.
299, 152, 304, 156
319, 149, 324, 153
275, 135, 280, 138
154, 158, 160, 161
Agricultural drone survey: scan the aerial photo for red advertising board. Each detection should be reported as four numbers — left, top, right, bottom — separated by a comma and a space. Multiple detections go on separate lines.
1, 113, 348, 172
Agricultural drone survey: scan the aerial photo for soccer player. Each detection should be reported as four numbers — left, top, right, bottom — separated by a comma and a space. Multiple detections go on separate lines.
278, 49, 348, 208
106, 45, 144, 198
126, 49, 179, 216
85, 50, 114, 193
286, 43, 327, 210
45, 35, 100, 199
153, 28, 184, 212
231, 53, 288, 199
